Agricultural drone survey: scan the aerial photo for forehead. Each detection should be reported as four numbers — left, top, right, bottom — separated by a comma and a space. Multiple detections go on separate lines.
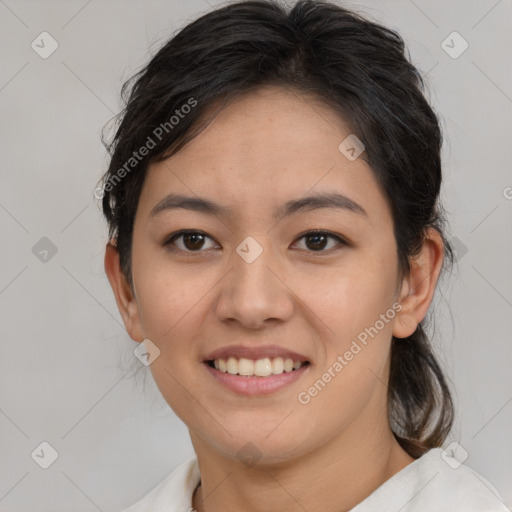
137, 86, 392, 228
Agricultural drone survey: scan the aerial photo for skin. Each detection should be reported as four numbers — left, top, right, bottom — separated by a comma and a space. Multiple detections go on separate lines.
105, 85, 444, 512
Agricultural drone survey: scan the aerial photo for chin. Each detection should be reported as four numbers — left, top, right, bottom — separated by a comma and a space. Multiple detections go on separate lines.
206, 428, 310, 468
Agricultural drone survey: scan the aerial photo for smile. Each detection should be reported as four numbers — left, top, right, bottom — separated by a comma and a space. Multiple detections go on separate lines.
203, 358, 311, 396
207, 356, 309, 377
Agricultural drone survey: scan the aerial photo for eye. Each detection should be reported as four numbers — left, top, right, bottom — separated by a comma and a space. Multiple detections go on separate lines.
162, 229, 348, 254
163, 230, 218, 252
293, 230, 347, 253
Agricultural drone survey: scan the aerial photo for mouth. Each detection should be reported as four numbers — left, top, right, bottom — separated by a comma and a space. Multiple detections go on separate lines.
203, 353, 311, 396
205, 356, 310, 377
202, 344, 311, 395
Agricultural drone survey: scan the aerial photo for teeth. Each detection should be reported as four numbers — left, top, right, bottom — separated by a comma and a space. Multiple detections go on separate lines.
238, 357, 254, 376
271, 357, 284, 374
211, 356, 306, 377
254, 357, 272, 376
227, 357, 238, 375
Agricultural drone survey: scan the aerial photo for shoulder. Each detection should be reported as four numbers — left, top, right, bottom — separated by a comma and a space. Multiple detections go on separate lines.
412, 448, 509, 511
352, 448, 510, 512
120, 456, 199, 512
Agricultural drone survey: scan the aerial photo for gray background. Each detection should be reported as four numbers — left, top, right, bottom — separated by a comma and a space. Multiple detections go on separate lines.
0, 0, 511, 510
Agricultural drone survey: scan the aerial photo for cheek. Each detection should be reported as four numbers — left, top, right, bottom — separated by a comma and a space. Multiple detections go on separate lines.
133, 254, 213, 342
296, 268, 396, 431
308, 258, 397, 350
134, 265, 212, 416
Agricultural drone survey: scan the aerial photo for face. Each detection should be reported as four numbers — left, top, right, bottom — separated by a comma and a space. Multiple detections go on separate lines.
124, 86, 408, 465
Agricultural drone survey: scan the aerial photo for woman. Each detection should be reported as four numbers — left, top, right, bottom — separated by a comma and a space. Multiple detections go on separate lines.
99, 1, 509, 510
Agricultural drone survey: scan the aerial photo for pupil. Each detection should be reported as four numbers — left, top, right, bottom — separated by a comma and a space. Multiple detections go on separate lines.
307, 234, 327, 251
184, 233, 204, 250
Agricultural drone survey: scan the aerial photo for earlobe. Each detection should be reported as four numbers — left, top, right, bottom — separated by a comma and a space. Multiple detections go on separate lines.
392, 228, 444, 339
104, 241, 144, 342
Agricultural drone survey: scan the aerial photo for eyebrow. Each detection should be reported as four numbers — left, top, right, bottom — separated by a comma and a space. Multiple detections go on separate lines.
149, 192, 368, 220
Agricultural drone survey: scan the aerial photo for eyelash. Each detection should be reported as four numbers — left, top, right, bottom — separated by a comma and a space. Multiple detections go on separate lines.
162, 229, 349, 255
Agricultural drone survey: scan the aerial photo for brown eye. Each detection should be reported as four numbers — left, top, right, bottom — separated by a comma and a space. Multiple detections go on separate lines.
164, 231, 217, 252
163, 229, 347, 254
182, 233, 206, 250
294, 231, 346, 252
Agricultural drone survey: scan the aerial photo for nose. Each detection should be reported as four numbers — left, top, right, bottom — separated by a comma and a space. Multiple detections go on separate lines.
214, 241, 294, 329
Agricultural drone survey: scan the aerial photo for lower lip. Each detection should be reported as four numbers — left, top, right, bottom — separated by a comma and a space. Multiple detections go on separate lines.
203, 362, 310, 396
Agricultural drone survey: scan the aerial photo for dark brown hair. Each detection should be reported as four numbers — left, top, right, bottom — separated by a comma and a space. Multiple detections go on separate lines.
99, 0, 454, 458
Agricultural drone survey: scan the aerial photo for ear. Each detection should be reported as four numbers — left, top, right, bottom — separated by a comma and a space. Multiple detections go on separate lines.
393, 228, 445, 339
104, 241, 144, 342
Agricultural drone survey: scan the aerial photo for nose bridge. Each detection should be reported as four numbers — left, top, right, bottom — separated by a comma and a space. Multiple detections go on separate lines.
215, 234, 293, 326
232, 234, 278, 298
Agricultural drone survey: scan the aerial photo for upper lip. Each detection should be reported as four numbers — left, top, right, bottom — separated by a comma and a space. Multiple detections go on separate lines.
204, 344, 309, 362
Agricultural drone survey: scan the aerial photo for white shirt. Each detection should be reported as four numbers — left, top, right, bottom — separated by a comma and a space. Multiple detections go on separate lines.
121, 447, 510, 511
